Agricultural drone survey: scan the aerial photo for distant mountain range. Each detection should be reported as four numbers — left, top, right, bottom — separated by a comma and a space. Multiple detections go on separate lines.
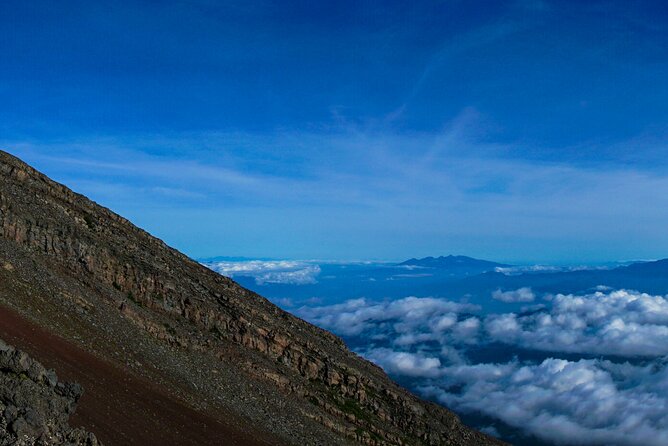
202, 254, 668, 316
400, 255, 510, 270
435, 257, 668, 310
622, 258, 668, 275
399, 256, 668, 298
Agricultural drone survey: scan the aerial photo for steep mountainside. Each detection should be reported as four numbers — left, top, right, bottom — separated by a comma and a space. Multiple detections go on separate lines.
0, 150, 503, 446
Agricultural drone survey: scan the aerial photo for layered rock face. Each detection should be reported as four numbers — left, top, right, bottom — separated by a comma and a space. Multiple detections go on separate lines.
0, 338, 100, 446
0, 151, 503, 446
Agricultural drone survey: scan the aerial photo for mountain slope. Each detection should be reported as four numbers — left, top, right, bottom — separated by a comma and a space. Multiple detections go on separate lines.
0, 304, 268, 446
0, 151, 502, 445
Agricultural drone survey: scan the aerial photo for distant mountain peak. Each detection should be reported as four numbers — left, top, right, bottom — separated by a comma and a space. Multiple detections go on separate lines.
620, 258, 668, 274
400, 255, 510, 269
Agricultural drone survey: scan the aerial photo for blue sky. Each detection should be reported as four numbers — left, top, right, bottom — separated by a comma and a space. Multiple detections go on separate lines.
2, 0, 668, 263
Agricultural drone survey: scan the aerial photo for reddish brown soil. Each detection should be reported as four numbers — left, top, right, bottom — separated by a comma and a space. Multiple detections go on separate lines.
0, 304, 277, 446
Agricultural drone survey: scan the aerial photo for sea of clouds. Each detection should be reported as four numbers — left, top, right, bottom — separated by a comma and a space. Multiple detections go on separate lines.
493, 265, 615, 275
205, 259, 321, 285
297, 289, 668, 445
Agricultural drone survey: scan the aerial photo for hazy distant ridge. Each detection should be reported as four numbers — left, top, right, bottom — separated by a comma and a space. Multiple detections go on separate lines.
400, 255, 510, 269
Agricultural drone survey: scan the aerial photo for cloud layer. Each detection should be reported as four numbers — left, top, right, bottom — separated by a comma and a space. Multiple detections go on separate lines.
487, 290, 668, 357
298, 289, 668, 445
492, 287, 535, 302
421, 358, 668, 446
298, 296, 478, 338
205, 260, 321, 285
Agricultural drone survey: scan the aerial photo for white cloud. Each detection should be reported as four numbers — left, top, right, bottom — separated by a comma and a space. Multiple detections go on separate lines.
492, 287, 535, 302
300, 290, 668, 357
495, 265, 570, 275
486, 290, 668, 357
494, 265, 613, 275
205, 260, 321, 285
297, 296, 479, 339
300, 290, 668, 444
364, 349, 443, 378
421, 358, 668, 446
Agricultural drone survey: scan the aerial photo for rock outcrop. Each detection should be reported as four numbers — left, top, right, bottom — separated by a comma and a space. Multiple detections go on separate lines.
0, 338, 101, 446
0, 150, 504, 446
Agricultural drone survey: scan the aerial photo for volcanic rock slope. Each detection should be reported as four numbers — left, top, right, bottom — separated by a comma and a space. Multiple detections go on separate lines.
0, 150, 503, 446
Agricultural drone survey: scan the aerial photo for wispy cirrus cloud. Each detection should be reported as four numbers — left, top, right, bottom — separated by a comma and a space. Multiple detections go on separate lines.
5, 111, 668, 261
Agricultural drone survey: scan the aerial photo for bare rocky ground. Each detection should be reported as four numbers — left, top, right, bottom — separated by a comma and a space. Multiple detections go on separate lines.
0, 150, 506, 446
0, 338, 100, 446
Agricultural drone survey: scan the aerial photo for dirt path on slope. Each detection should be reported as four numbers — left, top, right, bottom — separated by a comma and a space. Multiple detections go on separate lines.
0, 304, 278, 446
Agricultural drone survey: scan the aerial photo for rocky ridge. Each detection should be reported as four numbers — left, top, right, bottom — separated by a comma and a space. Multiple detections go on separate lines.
0, 338, 100, 446
0, 150, 504, 446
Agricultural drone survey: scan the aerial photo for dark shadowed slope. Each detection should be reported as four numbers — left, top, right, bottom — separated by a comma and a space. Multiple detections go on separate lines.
0, 150, 504, 446
0, 305, 271, 446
